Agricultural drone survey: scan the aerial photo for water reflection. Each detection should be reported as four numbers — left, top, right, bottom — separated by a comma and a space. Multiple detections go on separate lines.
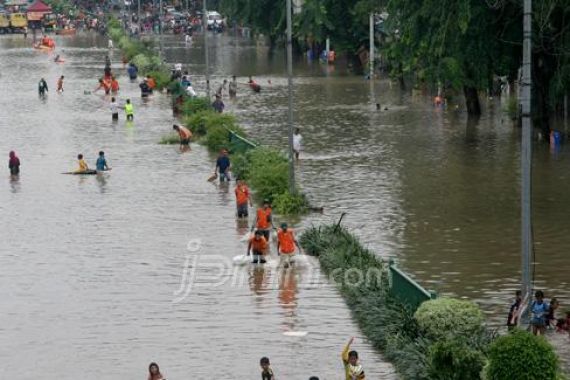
278, 267, 299, 332
9, 175, 21, 193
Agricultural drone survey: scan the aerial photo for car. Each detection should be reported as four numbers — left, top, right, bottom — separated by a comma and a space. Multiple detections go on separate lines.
207, 11, 222, 29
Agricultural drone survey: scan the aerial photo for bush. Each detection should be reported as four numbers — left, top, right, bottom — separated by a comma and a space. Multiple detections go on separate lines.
273, 191, 309, 214
486, 330, 561, 380
147, 69, 171, 89
182, 97, 211, 116
246, 148, 290, 203
132, 53, 151, 72
414, 298, 485, 341
427, 339, 485, 380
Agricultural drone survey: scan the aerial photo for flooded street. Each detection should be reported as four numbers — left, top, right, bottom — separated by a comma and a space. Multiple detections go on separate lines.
0, 33, 396, 379
164, 32, 570, 327
1, 29, 569, 378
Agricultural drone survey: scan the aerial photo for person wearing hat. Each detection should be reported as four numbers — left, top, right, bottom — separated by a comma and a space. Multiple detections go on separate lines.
342, 337, 365, 380
254, 200, 273, 241
212, 94, 225, 113
247, 230, 269, 264
277, 222, 300, 268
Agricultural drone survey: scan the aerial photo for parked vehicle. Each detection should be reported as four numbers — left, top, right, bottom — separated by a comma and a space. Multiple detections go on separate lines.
0, 13, 10, 34
206, 11, 222, 30
9, 13, 28, 33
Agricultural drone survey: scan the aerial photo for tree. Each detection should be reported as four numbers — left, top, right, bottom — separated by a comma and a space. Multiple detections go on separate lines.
386, 0, 503, 117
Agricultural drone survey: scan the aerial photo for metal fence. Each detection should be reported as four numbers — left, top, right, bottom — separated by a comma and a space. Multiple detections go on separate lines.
388, 259, 436, 312
228, 130, 257, 153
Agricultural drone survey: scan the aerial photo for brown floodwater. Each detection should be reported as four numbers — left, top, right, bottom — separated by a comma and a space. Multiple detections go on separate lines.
1, 28, 569, 379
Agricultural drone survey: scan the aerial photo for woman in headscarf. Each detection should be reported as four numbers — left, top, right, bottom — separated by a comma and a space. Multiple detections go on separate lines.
9, 151, 20, 175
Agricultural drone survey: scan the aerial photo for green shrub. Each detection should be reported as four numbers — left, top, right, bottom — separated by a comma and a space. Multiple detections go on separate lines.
247, 148, 289, 203
108, 27, 124, 41
147, 69, 171, 89
273, 191, 309, 214
132, 53, 151, 72
184, 110, 213, 136
414, 298, 485, 341
182, 97, 211, 115
427, 339, 485, 380
486, 330, 561, 380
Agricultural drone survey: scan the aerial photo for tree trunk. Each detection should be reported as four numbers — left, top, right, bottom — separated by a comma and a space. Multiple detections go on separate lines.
533, 54, 551, 137
463, 86, 481, 117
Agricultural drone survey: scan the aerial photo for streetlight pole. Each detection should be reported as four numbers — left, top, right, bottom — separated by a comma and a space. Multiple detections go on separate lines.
520, 0, 533, 324
286, 0, 295, 193
203, 0, 210, 98
369, 12, 374, 79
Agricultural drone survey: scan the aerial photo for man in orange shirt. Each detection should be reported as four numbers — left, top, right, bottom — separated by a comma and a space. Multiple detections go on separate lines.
247, 230, 269, 264
147, 75, 156, 93
277, 223, 300, 268
110, 76, 120, 93
173, 124, 192, 145
254, 200, 273, 241
235, 178, 252, 218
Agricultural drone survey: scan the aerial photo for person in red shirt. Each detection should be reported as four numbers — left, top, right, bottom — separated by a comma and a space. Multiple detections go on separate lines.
235, 178, 252, 218
277, 223, 300, 268
254, 199, 273, 241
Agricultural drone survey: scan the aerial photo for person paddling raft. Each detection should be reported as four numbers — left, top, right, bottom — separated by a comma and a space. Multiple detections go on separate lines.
74, 154, 90, 173
95, 151, 110, 171
173, 124, 192, 146
277, 223, 301, 268
9, 151, 21, 176
247, 230, 269, 264
342, 337, 365, 380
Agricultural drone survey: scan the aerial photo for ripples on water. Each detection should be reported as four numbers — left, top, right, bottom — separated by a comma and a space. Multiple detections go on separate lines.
0, 34, 397, 379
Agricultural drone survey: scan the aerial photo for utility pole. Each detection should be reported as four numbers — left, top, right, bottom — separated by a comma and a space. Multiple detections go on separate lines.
520, 0, 533, 324
203, 0, 210, 98
286, 0, 295, 193
137, 0, 140, 26
369, 12, 374, 79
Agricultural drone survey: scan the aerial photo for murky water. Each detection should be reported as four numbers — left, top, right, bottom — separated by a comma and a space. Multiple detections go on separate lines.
2, 29, 569, 378
0, 33, 397, 379
163, 32, 570, 365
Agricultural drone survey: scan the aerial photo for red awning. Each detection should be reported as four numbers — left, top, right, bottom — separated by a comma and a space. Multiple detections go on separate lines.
26, 0, 52, 13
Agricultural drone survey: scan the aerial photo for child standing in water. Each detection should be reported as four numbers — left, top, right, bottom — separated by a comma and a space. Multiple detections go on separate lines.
9, 151, 20, 175
260, 357, 274, 380
57, 75, 64, 93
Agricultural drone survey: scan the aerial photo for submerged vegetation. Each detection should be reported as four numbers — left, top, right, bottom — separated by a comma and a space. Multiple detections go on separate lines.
300, 224, 565, 379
